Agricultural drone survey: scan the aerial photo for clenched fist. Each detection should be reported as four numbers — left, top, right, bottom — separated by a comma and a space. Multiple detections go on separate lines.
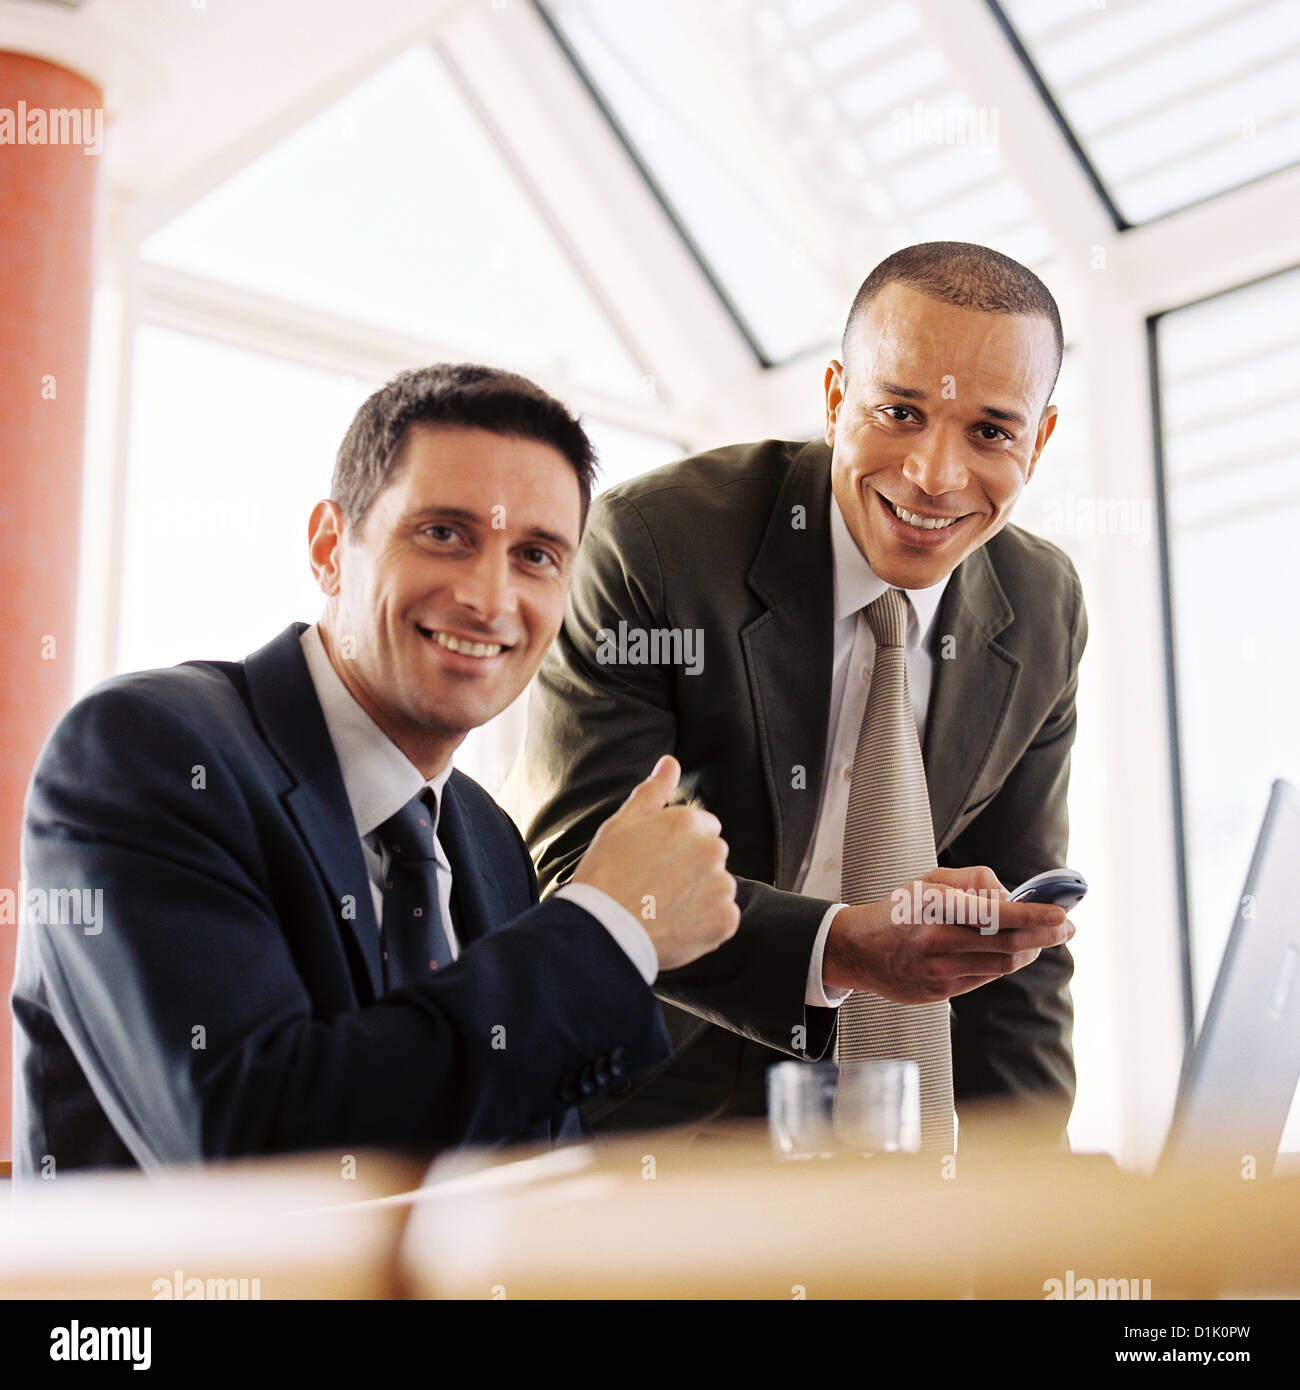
571, 755, 740, 972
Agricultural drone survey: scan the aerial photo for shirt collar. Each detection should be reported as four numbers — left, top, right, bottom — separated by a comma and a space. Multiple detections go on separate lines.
829, 491, 951, 649
300, 623, 453, 850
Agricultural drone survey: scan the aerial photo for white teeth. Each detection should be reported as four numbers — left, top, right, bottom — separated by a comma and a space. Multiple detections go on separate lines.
892, 502, 957, 530
431, 631, 503, 658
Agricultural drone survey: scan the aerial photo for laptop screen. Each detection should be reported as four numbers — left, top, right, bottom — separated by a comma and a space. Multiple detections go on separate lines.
1162, 779, 1300, 1178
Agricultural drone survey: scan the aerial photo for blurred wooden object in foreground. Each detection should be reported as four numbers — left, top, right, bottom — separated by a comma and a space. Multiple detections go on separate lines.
0, 1151, 422, 1299
4, 1119, 1296, 1299
401, 1119, 1300, 1299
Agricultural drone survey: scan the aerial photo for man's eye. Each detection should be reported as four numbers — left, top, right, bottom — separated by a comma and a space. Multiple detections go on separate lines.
424, 525, 458, 542
975, 425, 1010, 441
882, 405, 915, 421
519, 547, 556, 569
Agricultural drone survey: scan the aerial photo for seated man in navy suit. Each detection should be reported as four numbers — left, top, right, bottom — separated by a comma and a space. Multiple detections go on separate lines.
11, 363, 739, 1175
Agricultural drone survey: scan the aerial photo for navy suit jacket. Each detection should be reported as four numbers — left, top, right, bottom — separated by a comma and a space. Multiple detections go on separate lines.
11, 623, 669, 1175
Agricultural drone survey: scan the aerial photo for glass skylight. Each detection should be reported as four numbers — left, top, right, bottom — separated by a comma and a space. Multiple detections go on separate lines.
998, 0, 1300, 223
141, 45, 647, 401
544, 0, 1054, 363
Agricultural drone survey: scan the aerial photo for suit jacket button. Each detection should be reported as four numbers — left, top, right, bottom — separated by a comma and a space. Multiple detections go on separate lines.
578, 1063, 597, 1098
609, 1046, 627, 1079
558, 1078, 579, 1104
593, 1056, 612, 1088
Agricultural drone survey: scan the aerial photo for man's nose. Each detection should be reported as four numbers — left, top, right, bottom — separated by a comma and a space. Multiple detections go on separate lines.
903, 427, 969, 496
451, 547, 516, 624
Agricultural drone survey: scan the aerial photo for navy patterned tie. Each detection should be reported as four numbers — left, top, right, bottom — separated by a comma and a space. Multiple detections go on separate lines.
375, 790, 453, 990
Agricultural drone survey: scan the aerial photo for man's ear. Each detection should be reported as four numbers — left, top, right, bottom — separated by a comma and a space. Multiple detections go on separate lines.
824, 360, 846, 447
308, 499, 346, 597
1026, 403, 1059, 484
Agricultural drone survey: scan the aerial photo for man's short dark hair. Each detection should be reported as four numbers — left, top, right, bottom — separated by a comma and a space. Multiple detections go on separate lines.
842, 241, 1064, 404
331, 363, 598, 532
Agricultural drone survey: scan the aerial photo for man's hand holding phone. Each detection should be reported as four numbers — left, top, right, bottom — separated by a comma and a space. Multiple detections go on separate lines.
822, 865, 1077, 1004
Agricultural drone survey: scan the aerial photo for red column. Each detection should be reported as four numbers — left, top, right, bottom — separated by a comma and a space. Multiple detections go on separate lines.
0, 52, 102, 1163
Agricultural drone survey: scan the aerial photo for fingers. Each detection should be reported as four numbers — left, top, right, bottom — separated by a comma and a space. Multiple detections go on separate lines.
921, 865, 1007, 896
979, 905, 1072, 952
704, 880, 742, 946
906, 949, 1046, 1000
940, 923, 1072, 955
915, 939, 1044, 980
994, 900, 1067, 930
926, 898, 1068, 950
942, 972, 1017, 999
613, 754, 681, 819
946, 948, 1044, 975
650, 802, 723, 841
998, 917, 1074, 953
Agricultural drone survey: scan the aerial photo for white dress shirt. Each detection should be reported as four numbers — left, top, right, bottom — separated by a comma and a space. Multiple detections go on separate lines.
798, 496, 952, 1007
300, 624, 658, 984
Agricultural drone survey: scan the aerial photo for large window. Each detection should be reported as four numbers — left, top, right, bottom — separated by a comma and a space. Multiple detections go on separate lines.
543, 0, 1052, 363
1007, 352, 1122, 1154
141, 45, 648, 402
1155, 266, 1300, 1022
119, 328, 374, 676
997, 0, 1300, 224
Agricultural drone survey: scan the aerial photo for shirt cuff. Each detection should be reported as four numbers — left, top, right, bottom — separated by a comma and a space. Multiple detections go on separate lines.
554, 882, 658, 985
806, 902, 853, 1007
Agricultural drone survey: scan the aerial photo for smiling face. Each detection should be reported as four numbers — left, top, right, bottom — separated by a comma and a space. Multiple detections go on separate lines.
826, 280, 1059, 590
309, 423, 581, 777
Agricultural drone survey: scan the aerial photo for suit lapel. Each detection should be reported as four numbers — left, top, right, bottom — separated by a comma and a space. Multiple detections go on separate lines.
242, 624, 384, 1001
741, 441, 836, 891
437, 777, 501, 948
923, 544, 1020, 851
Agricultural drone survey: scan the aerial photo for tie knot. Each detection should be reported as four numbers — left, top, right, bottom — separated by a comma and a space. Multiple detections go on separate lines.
865, 588, 910, 649
376, 791, 438, 862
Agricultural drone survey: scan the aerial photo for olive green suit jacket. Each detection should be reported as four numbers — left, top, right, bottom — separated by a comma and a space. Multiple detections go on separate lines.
508, 438, 1084, 1140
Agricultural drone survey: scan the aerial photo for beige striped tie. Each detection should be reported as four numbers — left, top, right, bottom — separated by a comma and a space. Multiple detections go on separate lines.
836, 588, 955, 1154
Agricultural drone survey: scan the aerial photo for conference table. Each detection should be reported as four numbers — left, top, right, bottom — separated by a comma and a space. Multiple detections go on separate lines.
3, 1121, 1298, 1299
